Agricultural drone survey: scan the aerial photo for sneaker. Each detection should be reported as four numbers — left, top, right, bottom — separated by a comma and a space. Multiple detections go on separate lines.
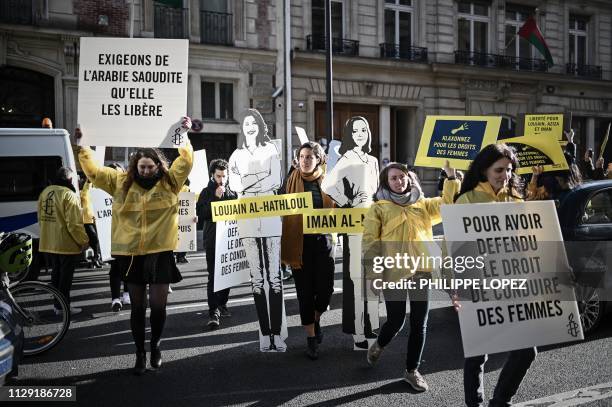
403, 369, 429, 392
219, 305, 232, 318
111, 298, 122, 312
367, 340, 384, 367
122, 292, 131, 305
207, 312, 220, 329
354, 340, 369, 351
168, 286, 173, 293
282, 269, 293, 281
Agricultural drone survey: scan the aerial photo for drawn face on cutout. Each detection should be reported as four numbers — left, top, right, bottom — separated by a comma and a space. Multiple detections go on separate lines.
137, 157, 159, 178
484, 157, 513, 193
242, 115, 259, 148
352, 119, 369, 149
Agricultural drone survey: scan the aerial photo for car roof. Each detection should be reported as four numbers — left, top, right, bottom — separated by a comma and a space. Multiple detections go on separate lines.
0, 128, 69, 136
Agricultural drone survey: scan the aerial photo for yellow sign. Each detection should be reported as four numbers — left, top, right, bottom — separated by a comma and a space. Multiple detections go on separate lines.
302, 208, 370, 234
524, 114, 564, 141
212, 192, 313, 221
502, 136, 569, 175
414, 116, 502, 170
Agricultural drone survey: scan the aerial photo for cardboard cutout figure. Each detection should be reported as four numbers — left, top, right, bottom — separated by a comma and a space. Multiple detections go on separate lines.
228, 109, 287, 352
321, 116, 380, 350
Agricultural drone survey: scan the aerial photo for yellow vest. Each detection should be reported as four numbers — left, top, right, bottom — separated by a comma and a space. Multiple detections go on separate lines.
38, 185, 89, 254
80, 181, 95, 224
78, 145, 193, 256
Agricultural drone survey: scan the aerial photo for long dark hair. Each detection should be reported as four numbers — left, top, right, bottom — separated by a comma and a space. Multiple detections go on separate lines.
457, 143, 523, 200
375, 162, 420, 200
237, 109, 269, 149
122, 148, 176, 195
338, 116, 372, 155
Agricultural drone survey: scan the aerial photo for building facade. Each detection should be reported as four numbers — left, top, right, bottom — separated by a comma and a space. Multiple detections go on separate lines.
1, 0, 611, 191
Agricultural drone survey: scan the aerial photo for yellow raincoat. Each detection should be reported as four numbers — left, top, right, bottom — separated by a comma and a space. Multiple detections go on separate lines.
455, 182, 523, 204
80, 181, 95, 224
38, 185, 89, 254
362, 179, 460, 282
78, 145, 193, 256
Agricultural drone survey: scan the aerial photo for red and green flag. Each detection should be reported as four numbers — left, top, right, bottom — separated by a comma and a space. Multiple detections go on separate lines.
518, 16, 554, 66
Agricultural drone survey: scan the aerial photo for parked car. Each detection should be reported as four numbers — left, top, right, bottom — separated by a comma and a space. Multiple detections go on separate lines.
557, 179, 612, 334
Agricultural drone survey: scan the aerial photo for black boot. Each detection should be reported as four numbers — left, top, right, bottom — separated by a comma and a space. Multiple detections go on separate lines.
133, 351, 146, 375
315, 321, 323, 344
305, 336, 319, 360
150, 346, 162, 369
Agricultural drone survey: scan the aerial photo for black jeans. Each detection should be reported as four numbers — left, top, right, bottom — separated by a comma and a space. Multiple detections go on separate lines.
377, 285, 430, 371
292, 235, 335, 326
109, 260, 128, 299
206, 246, 230, 316
48, 253, 79, 307
464, 347, 537, 407
84, 223, 101, 261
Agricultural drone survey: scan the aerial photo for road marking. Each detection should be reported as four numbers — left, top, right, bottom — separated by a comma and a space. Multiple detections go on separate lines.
514, 382, 612, 407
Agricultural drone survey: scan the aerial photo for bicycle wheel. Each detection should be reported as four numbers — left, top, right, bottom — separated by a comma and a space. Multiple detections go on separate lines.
10, 281, 70, 356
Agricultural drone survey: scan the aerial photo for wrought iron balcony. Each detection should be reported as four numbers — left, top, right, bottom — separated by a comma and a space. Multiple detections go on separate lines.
154, 3, 187, 39
306, 35, 359, 57
0, 0, 32, 25
454, 51, 549, 73
566, 63, 603, 80
201, 11, 233, 45
379, 43, 428, 63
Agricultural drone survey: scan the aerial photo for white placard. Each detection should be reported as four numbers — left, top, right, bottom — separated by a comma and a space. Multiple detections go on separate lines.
188, 149, 208, 196
441, 201, 583, 357
295, 126, 309, 144
175, 192, 197, 252
77, 37, 189, 148
214, 220, 251, 292
90, 187, 113, 261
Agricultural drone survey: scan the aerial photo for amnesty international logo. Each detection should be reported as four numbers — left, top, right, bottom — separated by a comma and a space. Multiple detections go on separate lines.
43, 190, 55, 216
567, 312, 580, 338
171, 127, 184, 146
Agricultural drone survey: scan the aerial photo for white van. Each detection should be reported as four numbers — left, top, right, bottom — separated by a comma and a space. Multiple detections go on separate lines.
0, 128, 78, 277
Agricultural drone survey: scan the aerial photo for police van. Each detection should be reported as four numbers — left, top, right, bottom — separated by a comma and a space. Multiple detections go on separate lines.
0, 128, 78, 277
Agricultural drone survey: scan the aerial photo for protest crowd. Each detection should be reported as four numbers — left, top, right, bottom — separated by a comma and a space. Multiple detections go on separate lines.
21, 105, 609, 407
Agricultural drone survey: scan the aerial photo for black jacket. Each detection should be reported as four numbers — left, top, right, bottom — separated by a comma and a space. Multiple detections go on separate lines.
196, 179, 237, 249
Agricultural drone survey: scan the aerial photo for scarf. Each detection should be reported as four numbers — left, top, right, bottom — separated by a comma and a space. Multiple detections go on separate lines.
134, 171, 162, 190
281, 167, 334, 269
375, 184, 422, 206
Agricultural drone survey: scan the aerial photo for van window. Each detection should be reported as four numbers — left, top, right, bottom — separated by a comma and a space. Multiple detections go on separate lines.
0, 156, 62, 202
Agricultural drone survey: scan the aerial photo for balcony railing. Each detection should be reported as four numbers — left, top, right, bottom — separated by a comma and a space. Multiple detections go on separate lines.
379, 43, 428, 63
0, 0, 32, 25
454, 51, 549, 72
154, 3, 186, 39
566, 63, 603, 80
306, 34, 359, 57
201, 11, 233, 45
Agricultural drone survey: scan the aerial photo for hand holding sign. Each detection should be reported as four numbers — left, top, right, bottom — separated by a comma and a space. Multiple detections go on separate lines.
443, 160, 457, 178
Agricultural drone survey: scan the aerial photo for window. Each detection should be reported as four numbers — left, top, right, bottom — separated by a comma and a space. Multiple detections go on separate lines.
312, 0, 343, 39
569, 15, 588, 66
582, 190, 612, 225
201, 81, 234, 120
504, 4, 534, 60
0, 156, 62, 202
457, 1, 489, 54
385, 0, 413, 50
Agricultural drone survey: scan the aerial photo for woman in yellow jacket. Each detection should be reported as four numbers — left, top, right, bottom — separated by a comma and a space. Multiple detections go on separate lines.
363, 161, 459, 392
454, 143, 536, 407
76, 119, 193, 375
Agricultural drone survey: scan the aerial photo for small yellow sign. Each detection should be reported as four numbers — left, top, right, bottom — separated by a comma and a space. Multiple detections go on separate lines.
302, 208, 370, 234
502, 136, 569, 175
414, 116, 502, 170
212, 192, 313, 221
524, 114, 564, 141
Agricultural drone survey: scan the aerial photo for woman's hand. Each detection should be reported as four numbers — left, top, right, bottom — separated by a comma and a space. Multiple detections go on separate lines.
74, 126, 84, 147
564, 129, 574, 144
596, 157, 605, 169
531, 165, 544, 178
443, 160, 457, 178
181, 116, 192, 131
